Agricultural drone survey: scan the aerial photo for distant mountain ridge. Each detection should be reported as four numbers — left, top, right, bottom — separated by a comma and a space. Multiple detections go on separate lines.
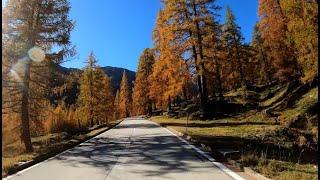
100, 66, 136, 91
56, 64, 136, 91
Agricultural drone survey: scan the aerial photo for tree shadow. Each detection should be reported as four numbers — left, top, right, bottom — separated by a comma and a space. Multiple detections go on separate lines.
189, 134, 317, 164
54, 134, 215, 178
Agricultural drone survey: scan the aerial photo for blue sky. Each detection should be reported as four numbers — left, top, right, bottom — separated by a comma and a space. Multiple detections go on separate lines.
2, 0, 259, 71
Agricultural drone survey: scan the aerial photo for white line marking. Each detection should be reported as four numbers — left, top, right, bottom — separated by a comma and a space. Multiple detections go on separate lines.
148, 120, 245, 180
4, 119, 244, 180
4, 120, 125, 180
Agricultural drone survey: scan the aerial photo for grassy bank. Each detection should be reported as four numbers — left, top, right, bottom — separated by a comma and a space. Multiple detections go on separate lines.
150, 116, 317, 180
2, 120, 122, 177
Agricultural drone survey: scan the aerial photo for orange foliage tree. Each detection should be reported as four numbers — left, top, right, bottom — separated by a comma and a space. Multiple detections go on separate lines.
132, 48, 155, 115
258, 0, 301, 82
119, 71, 132, 118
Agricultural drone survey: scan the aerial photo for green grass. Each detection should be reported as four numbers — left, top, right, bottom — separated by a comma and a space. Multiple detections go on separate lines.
171, 125, 279, 138
223, 83, 287, 106
150, 115, 317, 180
279, 87, 318, 124
259, 85, 289, 107
151, 115, 280, 142
259, 84, 282, 100
2, 120, 121, 177
256, 159, 317, 180
240, 154, 317, 180
224, 87, 246, 97
152, 116, 212, 125
151, 83, 318, 179
152, 110, 276, 127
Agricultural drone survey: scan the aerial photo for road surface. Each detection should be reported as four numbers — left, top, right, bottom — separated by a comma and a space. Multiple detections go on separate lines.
5, 117, 244, 180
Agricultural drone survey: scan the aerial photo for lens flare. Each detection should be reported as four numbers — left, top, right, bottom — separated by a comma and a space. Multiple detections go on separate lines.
28, 46, 45, 62
9, 68, 22, 83
8, 57, 28, 83
8, 46, 45, 83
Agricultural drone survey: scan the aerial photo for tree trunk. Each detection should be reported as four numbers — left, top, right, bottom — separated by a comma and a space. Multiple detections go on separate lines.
21, 59, 33, 152
183, 87, 187, 100
147, 102, 152, 115
90, 109, 94, 127
192, 0, 208, 110
19, 0, 41, 153
235, 44, 246, 88
168, 96, 172, 111
78, 119, 81, 130
183, 8, 205, 109
215, 62, 223, 98
153, 102, 156, 112
261, 48, 272, 85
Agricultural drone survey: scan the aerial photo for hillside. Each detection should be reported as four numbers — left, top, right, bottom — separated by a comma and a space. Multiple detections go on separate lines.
150, 79, 318, 179
101, 66, 136, 91
55, 64, 136, 91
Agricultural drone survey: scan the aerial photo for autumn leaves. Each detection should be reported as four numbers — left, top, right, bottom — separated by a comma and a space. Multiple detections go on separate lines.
78, 52, 114, 126
2, 0, 317, 153
131, 0, 318, 117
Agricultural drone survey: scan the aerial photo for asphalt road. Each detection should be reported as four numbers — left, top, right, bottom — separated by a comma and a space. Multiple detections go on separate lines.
5, 117, 243, 180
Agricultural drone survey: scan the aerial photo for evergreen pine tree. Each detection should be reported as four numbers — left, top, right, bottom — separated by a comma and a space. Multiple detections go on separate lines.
221, 6, 246, 89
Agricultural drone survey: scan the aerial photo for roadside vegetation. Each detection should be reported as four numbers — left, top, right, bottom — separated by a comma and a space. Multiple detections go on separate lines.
2, 118, 121, 177
150, 81, 318, 179
2, 0, 130, 177
2, 0, 317, 179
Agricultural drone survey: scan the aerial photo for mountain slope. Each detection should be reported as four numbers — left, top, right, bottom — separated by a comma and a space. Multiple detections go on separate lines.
56, 64, 136, 91
100, 66, 135, 91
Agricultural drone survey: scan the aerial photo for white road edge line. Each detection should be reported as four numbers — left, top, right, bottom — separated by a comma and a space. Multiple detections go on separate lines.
148, 120, 245, 180
4, 118, 244, 180
4, 120, 125, 180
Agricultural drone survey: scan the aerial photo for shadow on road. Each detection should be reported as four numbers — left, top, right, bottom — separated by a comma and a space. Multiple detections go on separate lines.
55, 131, 212, 178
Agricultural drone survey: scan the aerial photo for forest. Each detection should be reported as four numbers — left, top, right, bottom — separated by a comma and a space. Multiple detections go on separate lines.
2, 0, 318, 179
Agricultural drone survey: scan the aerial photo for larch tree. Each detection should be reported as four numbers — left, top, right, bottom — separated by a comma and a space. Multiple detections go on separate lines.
258, 0, 300, 82
221, 6, 246, 89
119, 71, 131, 118
2, 0, 75, 152
149, 10, 168, 109
187, 0, 220, 108
78, 52, 114, 126
132, 48, 155, 115
149, 9, 191, 110
93, 68, 114, 125
240, 43, 256, 85
114, 89, 120, 119
200, 5, 223, 98
78, 52, 98, 127
152, 0, 220, 113
280, 0, 318, 83
183, 0, 220, 111
251, 22, 273, 85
